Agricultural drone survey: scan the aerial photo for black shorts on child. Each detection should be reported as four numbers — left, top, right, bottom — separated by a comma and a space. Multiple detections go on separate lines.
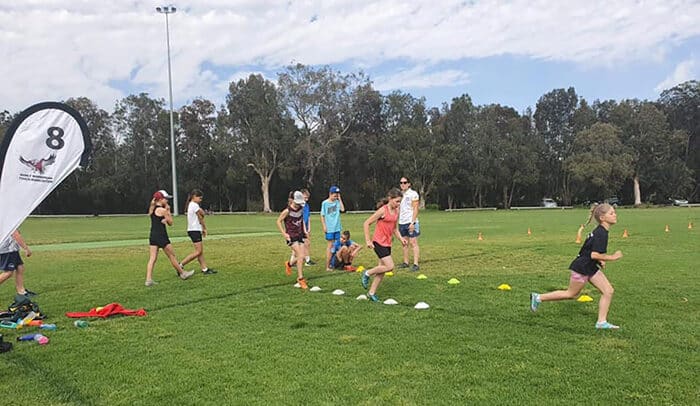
188, 231, 203, 243
0, 252, 23, 271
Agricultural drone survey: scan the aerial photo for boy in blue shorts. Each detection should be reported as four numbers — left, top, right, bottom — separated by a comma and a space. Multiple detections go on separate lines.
320, 185, 344, 271
330, 231, 362, 271
0, 230, 35, 297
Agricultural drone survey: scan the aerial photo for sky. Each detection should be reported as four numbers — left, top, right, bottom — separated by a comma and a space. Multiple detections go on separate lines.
1, 0, 699, 114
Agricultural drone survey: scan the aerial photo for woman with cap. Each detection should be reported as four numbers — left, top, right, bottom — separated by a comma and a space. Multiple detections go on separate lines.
276, 191, 309, 290
145, 190, 195, 286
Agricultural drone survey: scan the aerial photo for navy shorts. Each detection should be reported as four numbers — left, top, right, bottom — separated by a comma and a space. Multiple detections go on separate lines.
188, 231, 203, 243
149, 235, 171, 248
0, 252, 23, 271
286, 235, 305, 246
373, 242, 392, 259
330, 255, 346, 269
399, 221, 420, 238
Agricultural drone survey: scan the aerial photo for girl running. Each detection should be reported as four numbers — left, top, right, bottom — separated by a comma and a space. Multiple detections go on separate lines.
530, 203, 623, 329
276, 191, 309, 290
180, 189, 217, 275
361, 188, 407, 302
145, 190, 195, 286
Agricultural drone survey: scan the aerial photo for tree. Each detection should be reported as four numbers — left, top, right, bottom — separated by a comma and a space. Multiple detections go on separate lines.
441, 94, 478, 208
564, 123, 634, 200
226, 74, 295, 212
277, 64, 366, 186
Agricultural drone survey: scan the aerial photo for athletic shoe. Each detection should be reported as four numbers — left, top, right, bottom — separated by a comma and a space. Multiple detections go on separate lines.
595, 321, 620, 330
145, 280, 158, 287
368, 293, 379, 302
344, 265, 357, 272
398, 262, 409, 269
202, 268, 218, 275
410, 264, 420, 272
297, 277, 308, 290
180, 270, 195, 280
305, 259, 317, 266
22, 290, 37, 297
284, 261, 292, 276
530, 293, 540, 312
361, 271, 370, 289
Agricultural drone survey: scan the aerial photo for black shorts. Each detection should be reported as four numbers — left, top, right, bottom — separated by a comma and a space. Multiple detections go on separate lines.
149, 235, 171, 248
286, 235, 305, 246
0, 252, 22, 271
373, 241, 391, 259
188, 231, 203, 243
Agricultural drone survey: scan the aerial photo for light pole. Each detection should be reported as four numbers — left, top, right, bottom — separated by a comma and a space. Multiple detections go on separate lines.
156, 5, 179, 215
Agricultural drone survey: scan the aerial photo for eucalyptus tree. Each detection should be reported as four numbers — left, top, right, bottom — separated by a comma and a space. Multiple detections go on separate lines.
441, 94, 478, 207
226, 74, 295, 212
277, 63, 366, 187
534, 87, 579, 204
564, 123, 634, 201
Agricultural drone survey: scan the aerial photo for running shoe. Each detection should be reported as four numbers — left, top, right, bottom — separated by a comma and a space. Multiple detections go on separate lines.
145, 280, 158, 287
202, 268, 218, 275
410, 264, 420, 272
361, 271, 370, 289
297, 277, 308, 290
530, 293, 540, 312
368, 293, 379, 302
22, 290, 37, 297
595, 321, 620, 330
398, 262, 409, 269
284, 261, 292, 276
344, 265, 357, 272
180, 270, 195, 280
305, 259, 317, 266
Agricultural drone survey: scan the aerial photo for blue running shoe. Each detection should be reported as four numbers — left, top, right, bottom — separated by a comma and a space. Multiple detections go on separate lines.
361, 271, 370, 289
368, 293, 379, 302
595, 321, 620, 330
530, 293, 540, 312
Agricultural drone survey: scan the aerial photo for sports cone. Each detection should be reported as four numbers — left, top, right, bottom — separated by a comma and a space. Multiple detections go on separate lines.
575, 224, 584, 244
527, 228, 532, 236
665, 224, 670, 232
689, 222, 693, 230
622, 229, 629, 238
477, 232, 483, 241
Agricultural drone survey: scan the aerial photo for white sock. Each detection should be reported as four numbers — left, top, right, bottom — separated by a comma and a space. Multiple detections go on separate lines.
305, 256, 310, 262
202, 268, 208, 272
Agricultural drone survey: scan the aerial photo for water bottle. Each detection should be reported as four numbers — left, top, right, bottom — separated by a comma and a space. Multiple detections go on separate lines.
74, 320, 89, 328
16, 311, 37, 328
39, 323, 57, 331
17, 333, 38, 341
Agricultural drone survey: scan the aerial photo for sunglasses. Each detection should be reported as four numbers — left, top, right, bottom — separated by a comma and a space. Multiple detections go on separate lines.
400, 181, 409, 184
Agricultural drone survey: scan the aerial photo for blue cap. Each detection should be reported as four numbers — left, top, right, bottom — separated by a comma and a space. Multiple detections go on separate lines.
329, 185, 340, 193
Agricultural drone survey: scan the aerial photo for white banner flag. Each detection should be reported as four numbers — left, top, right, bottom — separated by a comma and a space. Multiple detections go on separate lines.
0, 102, 91, 245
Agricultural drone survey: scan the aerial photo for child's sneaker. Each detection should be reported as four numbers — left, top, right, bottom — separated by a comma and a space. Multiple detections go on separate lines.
410, 264, 420, 272
361, 271, 370, 289
368, 293, 379, 302
398, 262, 409, 269
530, 293, 541, 312
595, 321, 620, 330
144, 280, 158, 287
343, 265, 357, 272
284, 261, 292, 276
297, 277, 308, 290
305, 259, 317, 266
180, 270, 195, 280
202, 268, 218, 275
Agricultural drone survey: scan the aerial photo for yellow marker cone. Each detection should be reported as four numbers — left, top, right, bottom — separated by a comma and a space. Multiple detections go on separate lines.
416, 274, 428, 280
577, 295, 594, 303
527, 228, 532, 236
622, 229, 629, 238
497, 284, 511, 291
356, 265, 365, 273
665, 224, 670, 232
477, 232, 483, 241
447, 278, 460, 285
385, 271, 394, 277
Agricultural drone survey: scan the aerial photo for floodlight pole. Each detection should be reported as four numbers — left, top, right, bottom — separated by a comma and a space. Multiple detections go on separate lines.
156, 5, 179, 215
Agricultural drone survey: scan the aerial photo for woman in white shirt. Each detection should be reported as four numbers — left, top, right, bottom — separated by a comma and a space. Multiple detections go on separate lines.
180, 189, 217, 275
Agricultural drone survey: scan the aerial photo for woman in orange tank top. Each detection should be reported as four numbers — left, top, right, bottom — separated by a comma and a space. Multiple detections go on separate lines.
361, 188, 407, 302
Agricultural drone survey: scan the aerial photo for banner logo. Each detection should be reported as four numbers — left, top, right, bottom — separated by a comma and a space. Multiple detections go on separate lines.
20, 153, 57, 175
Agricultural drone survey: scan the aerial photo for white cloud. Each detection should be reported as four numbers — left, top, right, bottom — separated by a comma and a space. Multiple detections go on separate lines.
1, 0, 699, 112
654, 58, 698, 93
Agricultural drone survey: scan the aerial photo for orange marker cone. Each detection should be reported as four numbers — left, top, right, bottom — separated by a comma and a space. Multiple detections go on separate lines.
689, 222, 693, 230
477, 232, 483, 241
575, 224, 584, 244
527, 228, 532, 236
665, 224, 670, 232
622, 229, 629, 238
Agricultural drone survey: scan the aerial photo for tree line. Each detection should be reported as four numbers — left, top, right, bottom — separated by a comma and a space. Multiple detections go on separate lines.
1, 64, 697, 214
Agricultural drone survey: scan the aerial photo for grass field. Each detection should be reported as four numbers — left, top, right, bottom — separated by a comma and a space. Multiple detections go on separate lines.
0, 208, 698, 405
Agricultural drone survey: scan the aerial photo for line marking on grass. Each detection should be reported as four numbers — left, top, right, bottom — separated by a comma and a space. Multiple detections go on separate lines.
32, 232, 278, 252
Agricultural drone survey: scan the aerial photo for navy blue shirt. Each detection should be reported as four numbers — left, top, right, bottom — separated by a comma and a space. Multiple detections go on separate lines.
569, 225, 608, 276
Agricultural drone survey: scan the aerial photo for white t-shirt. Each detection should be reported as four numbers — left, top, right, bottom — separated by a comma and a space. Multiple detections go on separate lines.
399, 188, 419, 225
0, 235, 19, 254
187, 201, 203, 232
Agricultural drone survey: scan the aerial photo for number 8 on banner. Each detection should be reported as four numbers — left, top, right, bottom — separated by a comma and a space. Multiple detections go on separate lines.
0, 102, 91, 245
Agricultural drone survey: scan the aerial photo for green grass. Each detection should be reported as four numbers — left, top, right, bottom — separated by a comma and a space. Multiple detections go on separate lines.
0, 208, 698, 405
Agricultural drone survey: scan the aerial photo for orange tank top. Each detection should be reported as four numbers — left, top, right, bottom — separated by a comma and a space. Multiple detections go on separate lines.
373, 205, 398, 247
